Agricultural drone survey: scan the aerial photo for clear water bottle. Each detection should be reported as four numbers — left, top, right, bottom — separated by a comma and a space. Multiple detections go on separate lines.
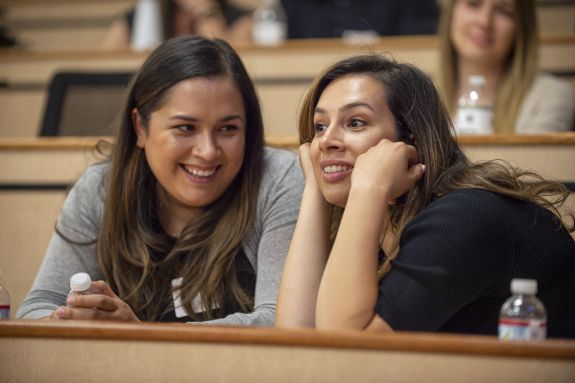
252, 0, 287, 46
454, 75, 493, 135
499, 279, 547, 341
131, 0, 163, 51
68, 272, 97, 305
0, 269, 10, 320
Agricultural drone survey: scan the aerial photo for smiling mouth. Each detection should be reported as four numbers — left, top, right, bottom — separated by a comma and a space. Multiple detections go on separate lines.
181, 165, 219, 178
323, 165, 352, 174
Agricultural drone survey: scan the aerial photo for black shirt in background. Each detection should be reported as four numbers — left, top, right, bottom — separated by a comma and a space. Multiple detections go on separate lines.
281, 0, 439, 39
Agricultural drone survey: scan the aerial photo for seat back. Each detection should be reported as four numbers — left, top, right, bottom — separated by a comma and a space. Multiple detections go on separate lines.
40, 72, 133, 136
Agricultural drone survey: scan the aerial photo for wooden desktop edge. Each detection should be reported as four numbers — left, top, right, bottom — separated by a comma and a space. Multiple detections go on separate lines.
0, 33, 572, 61
1, 133, 575, 151
1, 320, 574, 360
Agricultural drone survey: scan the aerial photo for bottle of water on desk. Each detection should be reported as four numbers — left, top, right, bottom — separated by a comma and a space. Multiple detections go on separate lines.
252, 0, 287, 46
499, 279, 547, 341
0, 268, 10, 319
454, 75, 493, 135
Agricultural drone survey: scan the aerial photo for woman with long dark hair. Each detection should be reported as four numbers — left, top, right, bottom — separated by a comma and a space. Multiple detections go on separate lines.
18, 36, 303, 325
276, 54, 575, 337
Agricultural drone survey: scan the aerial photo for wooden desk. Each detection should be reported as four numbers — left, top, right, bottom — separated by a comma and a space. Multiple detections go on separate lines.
1, 320, 574, 382
1, 35, 574, 138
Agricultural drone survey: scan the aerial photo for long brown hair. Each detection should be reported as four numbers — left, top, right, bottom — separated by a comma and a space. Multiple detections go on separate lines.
98, 36, 264, 320
299, 54, 573, 276
438, 0, 538, 133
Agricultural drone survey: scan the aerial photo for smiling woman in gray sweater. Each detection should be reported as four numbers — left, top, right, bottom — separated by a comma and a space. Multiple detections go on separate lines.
17, 36, 303, 325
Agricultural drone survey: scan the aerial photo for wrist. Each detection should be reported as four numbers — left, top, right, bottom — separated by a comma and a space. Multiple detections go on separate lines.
350, 182, 391, 203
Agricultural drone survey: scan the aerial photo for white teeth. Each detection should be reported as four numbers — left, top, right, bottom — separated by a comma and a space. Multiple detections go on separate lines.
183, 166, 217, 177
323, 165, 351, 174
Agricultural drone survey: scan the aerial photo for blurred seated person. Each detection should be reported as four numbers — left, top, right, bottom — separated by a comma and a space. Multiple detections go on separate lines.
439, 0, 574, 133
281, 0, 439, 39
102, 0, 253, 50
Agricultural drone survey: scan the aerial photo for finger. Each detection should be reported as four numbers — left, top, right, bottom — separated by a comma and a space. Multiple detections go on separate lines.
92, 280, 117, 298
298, 143, 311, 159
404, 145, 420, 167
407, 163, 426, 183
68, 293, 118, 312
56, 306, 102, 320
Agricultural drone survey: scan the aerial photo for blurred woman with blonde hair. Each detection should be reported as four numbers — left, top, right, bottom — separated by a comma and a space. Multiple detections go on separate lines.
438, 0, 573, 133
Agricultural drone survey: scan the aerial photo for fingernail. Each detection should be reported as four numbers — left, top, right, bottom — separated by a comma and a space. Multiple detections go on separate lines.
67, 296, 75, 306
57, 307, 66, 317
421, 164, 426, 173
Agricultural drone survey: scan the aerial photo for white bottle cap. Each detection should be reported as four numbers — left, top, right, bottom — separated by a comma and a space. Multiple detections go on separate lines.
70, 272, 92, 292
469, 75, 486, 86
510, 278, 537, 295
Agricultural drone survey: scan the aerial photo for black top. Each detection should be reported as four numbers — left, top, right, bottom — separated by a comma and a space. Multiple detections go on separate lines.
281, 0, 439, 39
159, 248, 256, 323
376, 189, 575, 338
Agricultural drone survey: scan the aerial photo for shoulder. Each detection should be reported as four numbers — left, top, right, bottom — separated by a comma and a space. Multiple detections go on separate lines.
516, 73, 574, 132
406, 189, 512, 239
73, 162, 108, 192
528, 73, 573, 99
255, 147, 303, 216
261, 147, 302, 184
423, 188, 508, 218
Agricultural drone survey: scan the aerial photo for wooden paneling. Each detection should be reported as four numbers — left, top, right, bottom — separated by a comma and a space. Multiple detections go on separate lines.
1, 321, 574, 382
0, 35, 573, 138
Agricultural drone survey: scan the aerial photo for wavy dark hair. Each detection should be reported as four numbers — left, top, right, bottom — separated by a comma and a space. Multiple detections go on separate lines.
299, 54, 573, 276
97, 36, 264, 320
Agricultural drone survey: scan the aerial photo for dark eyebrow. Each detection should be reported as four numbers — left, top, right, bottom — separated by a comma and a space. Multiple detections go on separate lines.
314, 102, 376, 115
169, 114, 244, 123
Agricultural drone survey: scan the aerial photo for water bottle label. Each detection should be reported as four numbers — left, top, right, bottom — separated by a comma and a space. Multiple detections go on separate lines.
0, 304, 10, 319
498, 318, 547, 341
253, 22, 286, 45
455, 107, 493, 135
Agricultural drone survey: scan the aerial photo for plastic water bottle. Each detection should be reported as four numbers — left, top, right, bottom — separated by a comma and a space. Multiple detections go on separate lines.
252, 0, 287, 46
499, 279, 547, 341
68, 272, 98, 305
131, 0, 163, 51
454, 75, 493, 135
0, 269, 10, 320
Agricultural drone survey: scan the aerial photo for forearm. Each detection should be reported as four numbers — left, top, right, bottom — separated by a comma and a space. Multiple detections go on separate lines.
196, 302, 276, 327
316, 186, 388, 330
276, 185, 331, 328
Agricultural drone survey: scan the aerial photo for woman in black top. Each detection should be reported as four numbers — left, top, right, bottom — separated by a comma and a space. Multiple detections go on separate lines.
276, 54, 575, 338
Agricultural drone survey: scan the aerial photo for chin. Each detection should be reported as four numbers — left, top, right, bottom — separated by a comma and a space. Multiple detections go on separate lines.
324, 191, 348, 208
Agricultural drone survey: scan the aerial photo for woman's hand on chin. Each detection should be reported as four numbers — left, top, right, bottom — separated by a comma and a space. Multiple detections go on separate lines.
352, 139, 425, 204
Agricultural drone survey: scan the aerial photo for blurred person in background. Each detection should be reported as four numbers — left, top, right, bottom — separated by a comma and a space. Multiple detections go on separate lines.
103, 0, 253, 50
438, 0, 574, 133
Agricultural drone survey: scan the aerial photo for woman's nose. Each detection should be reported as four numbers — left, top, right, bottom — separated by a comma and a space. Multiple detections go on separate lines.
477, 4, 494, 28
192, 131, 220, 161
318, 124, 344, 151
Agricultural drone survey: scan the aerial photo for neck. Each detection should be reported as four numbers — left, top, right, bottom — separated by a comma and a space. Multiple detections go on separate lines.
157, 188, 199, 238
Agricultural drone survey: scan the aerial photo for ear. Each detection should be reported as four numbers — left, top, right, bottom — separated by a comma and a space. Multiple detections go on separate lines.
132, 108, 146, 148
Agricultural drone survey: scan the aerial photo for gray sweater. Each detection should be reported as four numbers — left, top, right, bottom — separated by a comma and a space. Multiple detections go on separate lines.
17, 147, 303, 326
